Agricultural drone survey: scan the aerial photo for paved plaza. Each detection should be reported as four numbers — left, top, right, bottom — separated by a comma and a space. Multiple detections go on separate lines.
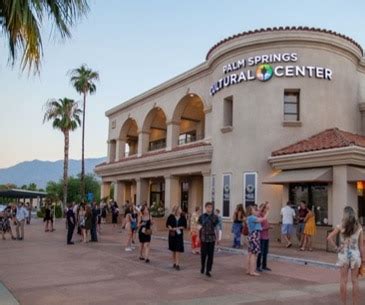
0, 220, 364, 305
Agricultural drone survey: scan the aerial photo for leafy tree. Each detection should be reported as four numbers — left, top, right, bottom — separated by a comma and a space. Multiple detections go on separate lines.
0, 0, 89, 72
46, 174, 100, 204
43, 98, 82, 210
69, 64, 99, 200
27, 183, 37, 191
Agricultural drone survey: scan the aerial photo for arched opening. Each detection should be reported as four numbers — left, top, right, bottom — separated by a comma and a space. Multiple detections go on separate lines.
173, 94, 205, 145
120, 118, 138, 157
142, 107, 167, 152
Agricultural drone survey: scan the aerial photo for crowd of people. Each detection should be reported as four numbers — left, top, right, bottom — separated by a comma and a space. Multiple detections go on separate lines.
1, 198, 363, 305
0, 202, 31, 240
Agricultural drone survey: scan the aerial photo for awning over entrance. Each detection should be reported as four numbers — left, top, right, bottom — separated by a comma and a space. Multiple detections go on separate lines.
347, 166, 365, 182
0, 189, 47, 199
262, 167, 333, 185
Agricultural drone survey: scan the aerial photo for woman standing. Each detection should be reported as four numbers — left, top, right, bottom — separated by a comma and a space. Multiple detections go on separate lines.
166, 205, 187, 270
190, 206, 201, 254
300, 206, 316, 251
256, 202, 271, 272
138, 205, 153, 263
78, 203, 86, 242
111, 201, 119, 228
327, 206, 364, 305
84, 205, 92, 243
232, 204, 245, 248
44, 204, 54, 232
124, 205, 136, 251
246, 205, 269, 276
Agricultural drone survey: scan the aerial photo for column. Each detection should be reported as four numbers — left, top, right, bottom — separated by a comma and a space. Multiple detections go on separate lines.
166, 120, 180, 150
107, 140, 116, 163
189, 176, 204, 212
164, 175, 180, 212
115, 138, 126, 161
203, 106, 212, 141
136, 178, 149, 205
114, 181, 126, 205
359, 103, 365, 135
332, 165, 358, 226
101, 181, 111, 199
137, 131, 150, 157
202, 173, 211, 206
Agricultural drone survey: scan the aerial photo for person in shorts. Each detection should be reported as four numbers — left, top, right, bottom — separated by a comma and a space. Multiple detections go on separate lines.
280, 201, 295, 248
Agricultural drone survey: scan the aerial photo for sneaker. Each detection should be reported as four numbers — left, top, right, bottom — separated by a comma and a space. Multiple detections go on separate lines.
139, 257, 145, 261
67, 242, 75, 245
200, 267, 205, 274
206, 272, 212, 277
262, 267, 272, 271
125, 247, 133, 252
145, 259, 150, 263
175, 265, 180, 271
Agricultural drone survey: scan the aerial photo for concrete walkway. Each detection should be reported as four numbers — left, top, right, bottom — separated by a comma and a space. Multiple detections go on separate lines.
0, 219, 363, 305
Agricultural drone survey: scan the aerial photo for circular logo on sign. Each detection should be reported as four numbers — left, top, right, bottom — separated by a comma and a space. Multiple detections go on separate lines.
246, 184, 254, 193
256, 64, 273, 81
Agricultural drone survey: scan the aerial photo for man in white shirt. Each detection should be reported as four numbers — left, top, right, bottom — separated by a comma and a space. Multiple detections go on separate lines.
15, 202, 29, 240
280, 201, 296, 248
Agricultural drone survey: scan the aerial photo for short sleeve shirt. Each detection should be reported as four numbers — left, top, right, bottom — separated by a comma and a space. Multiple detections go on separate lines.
281, 206, 295, 225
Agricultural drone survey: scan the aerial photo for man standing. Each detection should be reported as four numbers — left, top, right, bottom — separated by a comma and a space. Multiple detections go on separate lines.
66, 203, 76, 245
198, 202, 218, 277
15, 203, 28, 240
26, 202, 32, 224
280, 201, 296, 248
90, 202, 98, 242
296, 201, 309, 248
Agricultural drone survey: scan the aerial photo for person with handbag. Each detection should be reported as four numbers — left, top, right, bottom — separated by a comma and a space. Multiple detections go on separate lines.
138, 205, 153, 263
327, 206, 364, 305
198, 202, 219, 277
166, 205, 187, 270
232, 204, 245, 248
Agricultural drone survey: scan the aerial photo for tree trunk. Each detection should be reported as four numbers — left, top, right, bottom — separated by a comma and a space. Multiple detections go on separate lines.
63, 130, 70, 213
80, 91, 86, 200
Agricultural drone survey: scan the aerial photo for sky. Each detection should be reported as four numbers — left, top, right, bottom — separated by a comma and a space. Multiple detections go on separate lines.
1, 0, 365, 169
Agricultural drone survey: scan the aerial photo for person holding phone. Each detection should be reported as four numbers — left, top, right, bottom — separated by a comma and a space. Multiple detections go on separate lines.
166, 205, 187, 270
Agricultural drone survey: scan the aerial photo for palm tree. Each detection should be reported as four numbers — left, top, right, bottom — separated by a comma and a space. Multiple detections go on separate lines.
43, 98, 82, 209
0, 0, 89, 71
69, 64, 99, 200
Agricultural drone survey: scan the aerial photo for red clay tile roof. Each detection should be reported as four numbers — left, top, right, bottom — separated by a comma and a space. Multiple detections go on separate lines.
206, 26, 363, 60
272, 128, 365, 157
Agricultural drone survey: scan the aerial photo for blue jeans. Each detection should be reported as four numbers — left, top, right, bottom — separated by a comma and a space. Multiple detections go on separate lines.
257, 239, 269, 269
232, 223, 242, 247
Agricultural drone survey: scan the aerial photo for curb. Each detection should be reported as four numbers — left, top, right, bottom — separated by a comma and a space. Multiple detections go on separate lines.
153, 235, 338, 270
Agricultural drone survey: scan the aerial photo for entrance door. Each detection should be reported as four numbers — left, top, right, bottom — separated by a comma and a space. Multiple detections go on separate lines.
181, 181, 189, 213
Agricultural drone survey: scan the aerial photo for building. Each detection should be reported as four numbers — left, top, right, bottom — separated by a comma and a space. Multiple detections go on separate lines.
95, 26, 365, 244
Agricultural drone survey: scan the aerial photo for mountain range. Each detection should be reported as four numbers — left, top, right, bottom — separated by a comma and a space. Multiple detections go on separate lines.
0, 157, 106, 189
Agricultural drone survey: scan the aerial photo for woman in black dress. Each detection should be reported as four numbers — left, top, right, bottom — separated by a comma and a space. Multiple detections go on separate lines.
166, 205, 187, 270
111, 201, 119, 228
138, 205, 152, 263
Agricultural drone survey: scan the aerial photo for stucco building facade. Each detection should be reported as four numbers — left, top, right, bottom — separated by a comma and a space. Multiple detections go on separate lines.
95, 27, 365, 239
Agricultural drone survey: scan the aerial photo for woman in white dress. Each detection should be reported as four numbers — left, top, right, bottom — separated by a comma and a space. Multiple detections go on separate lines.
327, 206, 364, 305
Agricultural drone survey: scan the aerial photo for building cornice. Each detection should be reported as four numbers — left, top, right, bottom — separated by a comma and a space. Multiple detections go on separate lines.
268, 146, 365, 170
95, 144, 213, 178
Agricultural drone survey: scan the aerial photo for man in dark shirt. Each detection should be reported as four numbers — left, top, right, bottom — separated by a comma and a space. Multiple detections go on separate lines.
198, 202, 218, 277
296, 200, 309, 248
66, 203, 76, 245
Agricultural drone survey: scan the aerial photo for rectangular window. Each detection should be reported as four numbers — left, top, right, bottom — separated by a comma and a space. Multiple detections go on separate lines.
178, 131, 197, 145
243, 172, 257, 207
223, 96, 233, 127
284, 90, 300, 122
222, 174, 231, 217
289, 183, 329, 226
